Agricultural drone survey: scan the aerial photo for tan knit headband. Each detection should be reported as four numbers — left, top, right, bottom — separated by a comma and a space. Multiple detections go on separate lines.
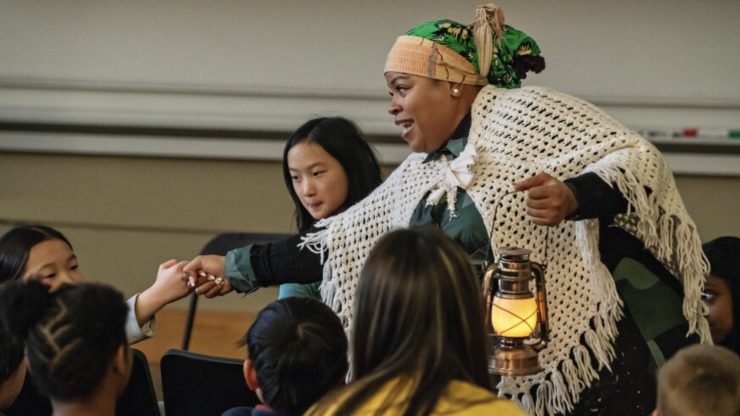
384, 36, 489, 86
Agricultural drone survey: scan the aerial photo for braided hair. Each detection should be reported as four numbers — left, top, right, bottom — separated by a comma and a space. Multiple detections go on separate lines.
0, 279, 128, 400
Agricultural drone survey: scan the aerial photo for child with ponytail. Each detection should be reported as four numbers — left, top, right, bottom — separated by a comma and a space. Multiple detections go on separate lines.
0, 279, 131, 416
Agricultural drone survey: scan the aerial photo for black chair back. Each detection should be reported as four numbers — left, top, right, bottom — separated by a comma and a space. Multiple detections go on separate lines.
4, 348, 159, 416
160, 349, 260, 416
181, 232, 289, 350
116, 348, 161, 416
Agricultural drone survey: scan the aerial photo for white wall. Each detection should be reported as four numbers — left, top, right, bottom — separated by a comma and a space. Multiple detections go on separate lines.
0, 0, 739, 312
1, 0, 739, 133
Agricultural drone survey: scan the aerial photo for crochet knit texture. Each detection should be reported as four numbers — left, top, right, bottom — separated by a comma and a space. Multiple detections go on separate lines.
300, 85, 710, 416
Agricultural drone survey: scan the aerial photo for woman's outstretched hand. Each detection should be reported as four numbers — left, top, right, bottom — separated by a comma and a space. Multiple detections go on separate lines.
514, 172, 579, 226
183, 255, 234, 298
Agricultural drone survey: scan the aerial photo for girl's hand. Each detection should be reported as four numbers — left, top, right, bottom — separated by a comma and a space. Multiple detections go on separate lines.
155, 259, 192, 303
135, 259, 192, 327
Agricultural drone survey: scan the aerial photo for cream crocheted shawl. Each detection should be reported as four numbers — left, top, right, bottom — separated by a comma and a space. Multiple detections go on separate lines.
300, 85, 710, 415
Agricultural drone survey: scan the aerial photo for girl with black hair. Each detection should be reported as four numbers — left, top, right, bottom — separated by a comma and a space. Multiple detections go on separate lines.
702, 236, 740, 355
222, 297, 348, 416
193, 117, 383, 300
0, 225, 191, 344
283, 117, 383, 234
0, 280, 130, 416
0, 225, 190, 415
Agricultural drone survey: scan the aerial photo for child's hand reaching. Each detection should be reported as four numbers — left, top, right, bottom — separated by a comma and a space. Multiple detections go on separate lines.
134, 259, 192, 327
154, 259, 193, 303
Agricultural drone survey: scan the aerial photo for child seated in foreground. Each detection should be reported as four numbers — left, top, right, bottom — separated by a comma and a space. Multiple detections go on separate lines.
0, 225, 191, 344
0, 279, 131, 416
221, 297, 348, 416
306, 227, 527, 416
654, 344, 740, 416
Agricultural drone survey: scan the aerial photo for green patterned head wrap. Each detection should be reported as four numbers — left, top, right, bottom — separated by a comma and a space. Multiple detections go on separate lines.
402, 5, 545, 89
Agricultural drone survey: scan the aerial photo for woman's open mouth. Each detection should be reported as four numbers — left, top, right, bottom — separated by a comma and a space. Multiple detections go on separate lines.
396, 119, 414, 139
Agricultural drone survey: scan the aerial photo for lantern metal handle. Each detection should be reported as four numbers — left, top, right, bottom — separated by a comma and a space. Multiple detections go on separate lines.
531, 261, 549, 351
482, 262, 496, 333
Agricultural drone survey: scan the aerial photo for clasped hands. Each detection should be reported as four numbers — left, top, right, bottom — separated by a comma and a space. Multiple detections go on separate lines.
181, 255, 233, 299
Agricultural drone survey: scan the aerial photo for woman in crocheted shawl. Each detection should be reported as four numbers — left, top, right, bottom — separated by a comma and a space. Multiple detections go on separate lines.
186, 4, 709, 415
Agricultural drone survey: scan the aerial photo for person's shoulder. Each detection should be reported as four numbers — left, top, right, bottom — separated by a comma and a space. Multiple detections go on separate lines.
480, 84, 570, 102
473, 399, 528, 415
475, 84, 625, 130
390, 152, 429, 178
444, 380, 528, 416
307, 377, 411, 415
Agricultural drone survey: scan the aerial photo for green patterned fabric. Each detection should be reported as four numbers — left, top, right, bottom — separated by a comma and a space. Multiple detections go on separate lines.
613, 257, 699, 376
406, 20, 542, 89
410, 135, 489, 262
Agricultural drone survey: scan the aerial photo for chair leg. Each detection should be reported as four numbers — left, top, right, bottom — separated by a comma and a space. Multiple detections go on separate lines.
181, 292, 199, 350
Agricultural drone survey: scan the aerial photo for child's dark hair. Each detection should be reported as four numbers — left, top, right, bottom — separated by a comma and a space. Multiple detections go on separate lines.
309, 227, 493, 416
244, 296, 348, 414
282, 117, 383, 232
0, 225, 73, 284
0, 279, 128, 401
703, 236, 740, 355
